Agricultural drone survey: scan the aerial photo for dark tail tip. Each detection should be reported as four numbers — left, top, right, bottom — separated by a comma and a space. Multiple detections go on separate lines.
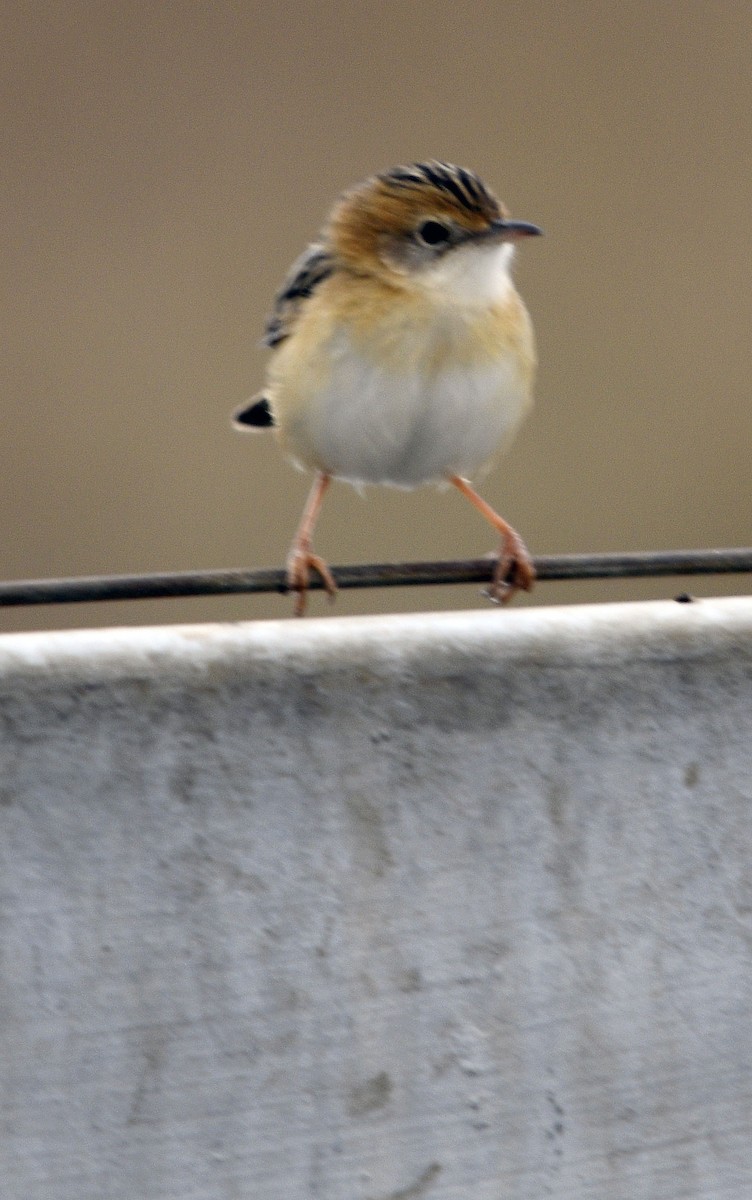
232, 396, 275, 430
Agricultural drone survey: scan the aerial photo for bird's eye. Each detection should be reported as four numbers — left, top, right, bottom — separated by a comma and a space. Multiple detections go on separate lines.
416, 219, 451, 246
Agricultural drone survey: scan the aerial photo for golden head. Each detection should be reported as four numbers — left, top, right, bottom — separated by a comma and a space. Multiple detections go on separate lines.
326, 161, 541, 284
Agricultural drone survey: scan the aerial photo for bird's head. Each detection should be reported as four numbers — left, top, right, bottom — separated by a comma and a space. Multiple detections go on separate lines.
326, 160, 541, 298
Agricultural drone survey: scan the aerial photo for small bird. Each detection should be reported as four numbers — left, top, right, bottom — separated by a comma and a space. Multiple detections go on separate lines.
233, 161, 541, 616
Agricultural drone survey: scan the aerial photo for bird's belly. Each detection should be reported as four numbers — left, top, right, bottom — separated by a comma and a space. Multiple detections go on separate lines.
277, 351, 532, 487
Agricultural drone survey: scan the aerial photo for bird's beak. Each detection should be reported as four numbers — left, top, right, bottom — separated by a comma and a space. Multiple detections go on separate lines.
487, 218, 543, 241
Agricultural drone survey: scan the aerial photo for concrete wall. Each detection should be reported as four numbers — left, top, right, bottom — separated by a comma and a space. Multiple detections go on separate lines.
1, 598, 751, 1200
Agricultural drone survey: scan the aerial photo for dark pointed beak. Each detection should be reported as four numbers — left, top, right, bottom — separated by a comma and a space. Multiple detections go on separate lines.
488, 218, 543, 240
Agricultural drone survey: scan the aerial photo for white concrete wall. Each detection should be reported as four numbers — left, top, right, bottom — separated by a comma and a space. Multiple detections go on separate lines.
1, 598, 751, 1200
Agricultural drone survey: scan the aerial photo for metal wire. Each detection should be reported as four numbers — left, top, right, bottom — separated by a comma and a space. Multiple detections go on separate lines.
0, 549, 750, 607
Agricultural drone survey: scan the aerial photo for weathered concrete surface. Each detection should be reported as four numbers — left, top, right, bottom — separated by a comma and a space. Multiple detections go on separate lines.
1, 598, 751, 1200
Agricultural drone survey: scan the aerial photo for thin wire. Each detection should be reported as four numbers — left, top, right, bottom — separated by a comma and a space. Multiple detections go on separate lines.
0, 549, 750, 608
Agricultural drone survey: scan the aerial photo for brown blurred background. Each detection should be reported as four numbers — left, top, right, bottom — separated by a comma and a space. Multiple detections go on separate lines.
2, 0, 751, 632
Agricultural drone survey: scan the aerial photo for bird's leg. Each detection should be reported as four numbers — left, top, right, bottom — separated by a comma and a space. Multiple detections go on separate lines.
286, 472, 337, 616
450, 474, 535, 603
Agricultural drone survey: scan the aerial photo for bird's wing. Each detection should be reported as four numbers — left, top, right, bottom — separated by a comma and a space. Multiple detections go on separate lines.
263, 242, 335, 348
232, 243, 335, 430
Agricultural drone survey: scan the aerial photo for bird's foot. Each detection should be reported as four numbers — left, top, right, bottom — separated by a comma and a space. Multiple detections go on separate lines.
286, 544, 337, 617
483, 529, 536, 605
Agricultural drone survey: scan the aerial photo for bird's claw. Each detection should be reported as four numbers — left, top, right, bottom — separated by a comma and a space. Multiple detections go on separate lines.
286, 546, 337, 617
482, 531, 536, 605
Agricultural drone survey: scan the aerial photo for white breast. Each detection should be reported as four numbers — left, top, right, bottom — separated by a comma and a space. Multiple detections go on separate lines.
280, 344, 531, 488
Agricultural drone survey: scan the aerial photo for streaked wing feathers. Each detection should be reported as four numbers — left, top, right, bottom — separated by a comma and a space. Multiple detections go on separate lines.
263, 242, 334, 347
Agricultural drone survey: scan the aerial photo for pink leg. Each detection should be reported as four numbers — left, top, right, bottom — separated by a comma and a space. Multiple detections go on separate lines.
286, 472, 337, 616
450, 475, 535, 603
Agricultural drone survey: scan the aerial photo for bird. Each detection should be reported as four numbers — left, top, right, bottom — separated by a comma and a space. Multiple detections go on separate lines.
233, 160, 541, 616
